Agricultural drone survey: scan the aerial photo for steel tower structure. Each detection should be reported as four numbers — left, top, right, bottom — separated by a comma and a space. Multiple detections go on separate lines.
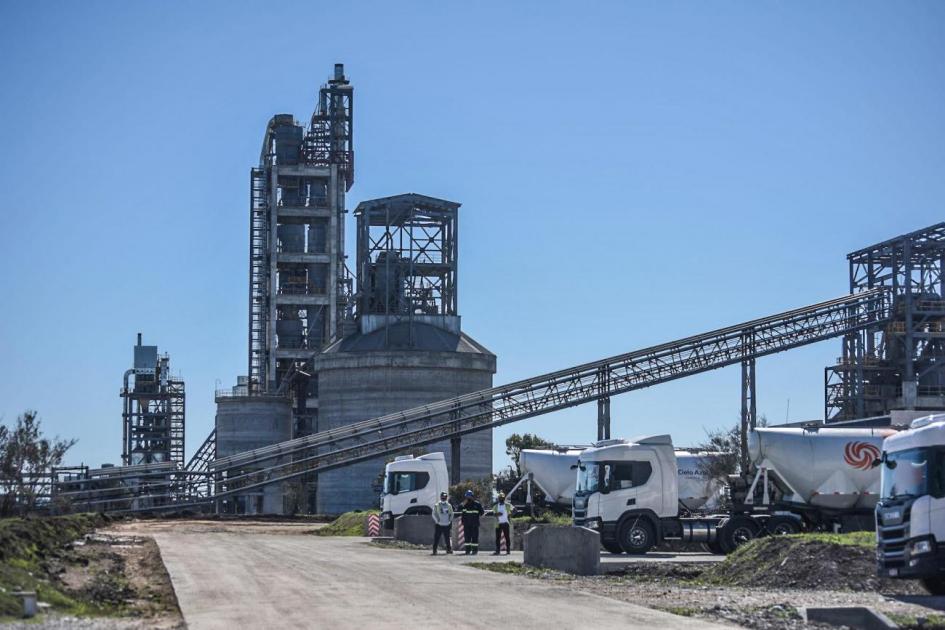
121, 334, 185, 467
825, 222, 945, 421
247, 64, 354, 419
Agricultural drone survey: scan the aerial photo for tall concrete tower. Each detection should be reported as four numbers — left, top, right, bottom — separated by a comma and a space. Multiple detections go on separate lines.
248, 64, 354, 429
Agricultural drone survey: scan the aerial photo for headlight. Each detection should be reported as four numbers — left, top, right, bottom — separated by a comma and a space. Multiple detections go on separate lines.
912, 539, 933, 556
585, 519, 600, 530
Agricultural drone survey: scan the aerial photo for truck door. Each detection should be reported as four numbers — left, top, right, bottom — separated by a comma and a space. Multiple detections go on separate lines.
598, 456, 660, 519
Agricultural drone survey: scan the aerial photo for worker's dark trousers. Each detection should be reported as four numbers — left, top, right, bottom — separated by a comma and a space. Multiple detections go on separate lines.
432, 524, 452, 553
495, 522, 511, 552
465, 524, 479, 554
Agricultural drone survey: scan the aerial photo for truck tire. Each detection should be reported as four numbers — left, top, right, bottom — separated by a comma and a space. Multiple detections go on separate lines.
602, 540, 623, 554
765, 515, 801, 536
704, 540, 725, 555
720, 516, 760, 553
618, 517, 655, 555
921, 577, 945, 595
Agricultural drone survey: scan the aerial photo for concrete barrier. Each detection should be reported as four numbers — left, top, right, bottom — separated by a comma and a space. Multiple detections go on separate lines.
523, 526, 600, 575
799, 607, 897, 630
393, 515, 436, 546
453, 515, 500, 552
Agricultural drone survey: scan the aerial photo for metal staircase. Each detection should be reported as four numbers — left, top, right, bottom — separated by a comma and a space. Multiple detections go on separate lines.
248, 167, 270, 392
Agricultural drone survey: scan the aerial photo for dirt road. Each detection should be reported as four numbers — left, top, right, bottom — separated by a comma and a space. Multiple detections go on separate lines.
122, 520, 727, 630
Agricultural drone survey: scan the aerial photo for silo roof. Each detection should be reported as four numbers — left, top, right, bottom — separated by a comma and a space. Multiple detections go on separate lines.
322, 321, 493, 355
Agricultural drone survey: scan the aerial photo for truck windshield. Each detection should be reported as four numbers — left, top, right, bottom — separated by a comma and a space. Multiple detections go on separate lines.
384, 471, 430, 495
575, 463, 600, 495
881, 447, 944, 500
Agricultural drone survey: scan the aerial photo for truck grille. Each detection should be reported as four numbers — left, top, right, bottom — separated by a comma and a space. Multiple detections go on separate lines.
877, 506, 909, 568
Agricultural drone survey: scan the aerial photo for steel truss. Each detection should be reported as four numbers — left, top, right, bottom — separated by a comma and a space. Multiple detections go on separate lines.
208, 289, 891, 500
355, 194, 459, 317
826, 222, 945, 420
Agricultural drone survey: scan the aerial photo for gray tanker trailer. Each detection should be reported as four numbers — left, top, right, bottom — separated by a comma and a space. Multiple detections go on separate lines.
735, 426, 897, 531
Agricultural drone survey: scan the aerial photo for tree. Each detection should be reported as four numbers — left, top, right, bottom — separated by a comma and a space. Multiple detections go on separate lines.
0, 411, 76, 516
696, 414, 769, 483
505, 433, 556, 477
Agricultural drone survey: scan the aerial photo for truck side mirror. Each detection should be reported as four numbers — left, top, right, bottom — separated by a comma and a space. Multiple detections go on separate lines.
871, 457, 882, 468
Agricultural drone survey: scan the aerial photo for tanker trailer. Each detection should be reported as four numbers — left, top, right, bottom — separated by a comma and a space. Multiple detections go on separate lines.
737, 426, 897, 533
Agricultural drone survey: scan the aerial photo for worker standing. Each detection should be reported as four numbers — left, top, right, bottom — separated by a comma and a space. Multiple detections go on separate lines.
430, 491, 454, 555
460, 489, 484, 555
492, 492, 512, 555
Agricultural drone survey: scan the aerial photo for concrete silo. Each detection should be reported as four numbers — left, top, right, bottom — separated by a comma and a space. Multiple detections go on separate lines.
214, 393, 293, 514
314, 194, 496, 514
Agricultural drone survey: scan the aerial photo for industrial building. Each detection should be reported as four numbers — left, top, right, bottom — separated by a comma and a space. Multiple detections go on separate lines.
825, 223, 945, 421
47, 63, 945, 519
215, 64, 495, 514
121, 334, 185, 467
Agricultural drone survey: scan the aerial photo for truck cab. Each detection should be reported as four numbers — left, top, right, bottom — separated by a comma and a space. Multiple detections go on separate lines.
573, 436, 679, 554
876, 414, 945, 594
379, 452, 449, 529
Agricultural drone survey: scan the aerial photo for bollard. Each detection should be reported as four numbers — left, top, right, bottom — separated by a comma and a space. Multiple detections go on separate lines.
12, 591, 37, 618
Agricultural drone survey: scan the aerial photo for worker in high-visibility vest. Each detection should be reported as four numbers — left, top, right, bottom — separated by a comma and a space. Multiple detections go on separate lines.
492, 492, 512, 555
460, 489, 484, 555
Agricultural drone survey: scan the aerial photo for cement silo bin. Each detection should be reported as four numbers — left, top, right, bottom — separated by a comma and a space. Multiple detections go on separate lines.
314, 320, 496, 514
215, 394, 293, 514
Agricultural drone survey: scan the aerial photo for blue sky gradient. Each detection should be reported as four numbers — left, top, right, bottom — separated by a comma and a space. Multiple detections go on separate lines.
1, 2, 943, 472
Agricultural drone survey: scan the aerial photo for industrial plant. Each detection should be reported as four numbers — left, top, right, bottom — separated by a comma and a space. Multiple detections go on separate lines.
34, 64, 945, 522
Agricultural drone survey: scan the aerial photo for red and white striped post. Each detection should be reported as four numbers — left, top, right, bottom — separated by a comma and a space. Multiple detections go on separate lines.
367, 514, 380, 537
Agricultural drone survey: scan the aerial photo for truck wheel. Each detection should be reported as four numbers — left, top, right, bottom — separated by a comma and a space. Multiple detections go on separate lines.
720, 516, 760, 553
921, 577, 945, 595
765, 516, 801, 536
704, 540, 725, 555
618, 517, 655, 555
602, 540, 623, 554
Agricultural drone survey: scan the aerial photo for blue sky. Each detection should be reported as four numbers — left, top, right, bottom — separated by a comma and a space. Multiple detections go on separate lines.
0, 2, 943, 472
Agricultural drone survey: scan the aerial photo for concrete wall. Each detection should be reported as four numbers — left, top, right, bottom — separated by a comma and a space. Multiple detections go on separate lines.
393, 514, 436, 545
524, 526, 600, 575
314, 351, 495, 514
215, 396, 293, 515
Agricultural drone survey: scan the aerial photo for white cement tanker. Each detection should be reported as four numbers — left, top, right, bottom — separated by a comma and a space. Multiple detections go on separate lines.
520, 448, 724, 512
745, 426, 896, 511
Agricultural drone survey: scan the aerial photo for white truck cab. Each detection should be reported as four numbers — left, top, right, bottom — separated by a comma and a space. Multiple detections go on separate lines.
380, 452, 449, 529
876, 414, 945, 593
573, 435, 681, 553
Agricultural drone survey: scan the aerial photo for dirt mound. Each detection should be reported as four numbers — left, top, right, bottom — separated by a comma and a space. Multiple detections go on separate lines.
311, 510, 377, 536
702, 533, 924, 593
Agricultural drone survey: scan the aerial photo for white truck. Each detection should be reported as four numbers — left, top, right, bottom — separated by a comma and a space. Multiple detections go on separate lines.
875, 414, 945, 594
520, 447, 724, 511
379, 452, 450, 529
573, 427, 894, 554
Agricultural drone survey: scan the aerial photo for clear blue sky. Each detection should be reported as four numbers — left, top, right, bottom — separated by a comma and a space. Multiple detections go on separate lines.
1, 2, 942, 472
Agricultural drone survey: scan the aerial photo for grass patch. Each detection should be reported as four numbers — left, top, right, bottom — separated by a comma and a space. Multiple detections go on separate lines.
787, 530, 874, 548
887, 612, 945, 629
659, 605, 699, 617
512, 512, 572, 527
0, 513, 110, 619
467, 561, 572, 580
311, 510, 379, 536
